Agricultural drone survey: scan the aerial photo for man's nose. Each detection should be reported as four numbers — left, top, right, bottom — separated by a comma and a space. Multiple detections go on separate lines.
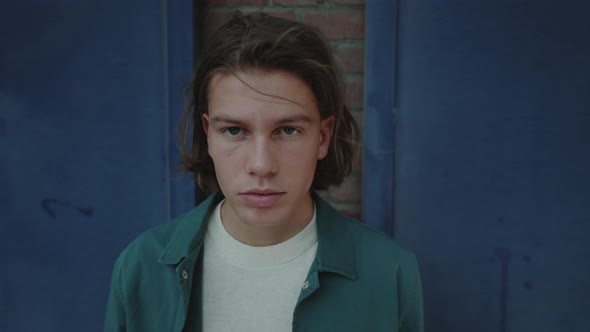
246, 136, 278, 177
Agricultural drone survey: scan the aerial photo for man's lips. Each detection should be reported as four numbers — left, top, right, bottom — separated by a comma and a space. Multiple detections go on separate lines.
239, 190, 285, 208
242, 188, 283, 195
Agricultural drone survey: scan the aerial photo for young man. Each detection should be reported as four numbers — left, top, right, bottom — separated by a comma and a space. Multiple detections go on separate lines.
105, 11, 423, 332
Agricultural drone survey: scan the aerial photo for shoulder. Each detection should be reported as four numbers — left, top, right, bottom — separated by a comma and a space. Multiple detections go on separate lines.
115, 193, 220, 266
116, 217, 180, 264
340, 215, 418, 266
113, 208, 197, 270
314, 193, 418, 275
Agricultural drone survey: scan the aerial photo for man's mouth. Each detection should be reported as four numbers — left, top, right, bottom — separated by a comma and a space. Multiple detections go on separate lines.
239, 189, 286, 208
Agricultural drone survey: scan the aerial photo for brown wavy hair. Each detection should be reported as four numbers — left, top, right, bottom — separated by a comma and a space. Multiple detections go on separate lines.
179, 11, 359, 194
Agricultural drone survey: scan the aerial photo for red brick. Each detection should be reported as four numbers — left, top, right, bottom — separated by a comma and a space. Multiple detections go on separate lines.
334, 45, 364, 73
338, 206, 362, 221
273, 0, 325, 5
203, 11, 233, 36
345, 80, 364, 108
328, 174, 361, 204
350, 111, 364, 171
207, 0, 266, 6
204, 10, 298, 37
317, 196, 361, 220
351, 109, 363, 128
204, 11, 296, 34
353, 143, 363, 172
304, 11, 364, 39
265, 10, 296, 21
334, 0, 365, 5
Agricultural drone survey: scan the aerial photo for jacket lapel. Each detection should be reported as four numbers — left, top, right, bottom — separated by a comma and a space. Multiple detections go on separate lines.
297, 193, 358, 306
157, 193, 222, 332
313, 193, 358, 280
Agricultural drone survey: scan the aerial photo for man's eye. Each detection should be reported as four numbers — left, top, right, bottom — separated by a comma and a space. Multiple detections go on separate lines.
224, 127, 242, 136
281, 127, 299, 136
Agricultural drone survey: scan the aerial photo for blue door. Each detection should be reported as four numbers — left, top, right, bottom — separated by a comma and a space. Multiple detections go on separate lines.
1, 1, 194, 330
364, 1, 590, 330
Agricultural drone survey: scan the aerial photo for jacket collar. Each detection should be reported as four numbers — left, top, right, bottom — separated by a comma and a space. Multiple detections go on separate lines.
312, 192, 357, 280
158, 192, 357, 280
158, 193, 222, 265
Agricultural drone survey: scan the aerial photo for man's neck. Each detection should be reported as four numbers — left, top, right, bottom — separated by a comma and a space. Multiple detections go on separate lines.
219, 195, 314, 247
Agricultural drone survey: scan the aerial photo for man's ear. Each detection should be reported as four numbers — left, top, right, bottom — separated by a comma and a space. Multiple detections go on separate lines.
202, 113, 210, 136
318, 116, 335, 160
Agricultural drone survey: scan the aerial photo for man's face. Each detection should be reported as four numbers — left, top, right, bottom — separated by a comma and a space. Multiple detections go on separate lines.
203, 70, 334, 243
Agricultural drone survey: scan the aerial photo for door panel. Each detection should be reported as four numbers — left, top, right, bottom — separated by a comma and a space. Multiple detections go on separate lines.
0, 1, 193, 330
365, 1, 590, 330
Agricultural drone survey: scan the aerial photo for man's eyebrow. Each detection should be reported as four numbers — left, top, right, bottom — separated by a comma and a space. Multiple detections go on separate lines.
276, 115, 313, 125
210, 116, 246, 126
210, 114, 313, 126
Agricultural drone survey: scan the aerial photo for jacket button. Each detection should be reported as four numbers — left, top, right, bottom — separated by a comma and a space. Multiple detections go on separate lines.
302, 280, 309, 289
182, 270, 188, 280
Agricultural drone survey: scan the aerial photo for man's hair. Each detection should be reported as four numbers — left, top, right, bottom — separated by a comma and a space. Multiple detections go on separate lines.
179, 11, 360, 193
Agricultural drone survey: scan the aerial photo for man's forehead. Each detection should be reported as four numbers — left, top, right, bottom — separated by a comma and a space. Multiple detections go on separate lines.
207, 69, 320, 119
209, 70, 316, 104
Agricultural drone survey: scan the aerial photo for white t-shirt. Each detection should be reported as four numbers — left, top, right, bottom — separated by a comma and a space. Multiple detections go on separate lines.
202, 200, 318, 332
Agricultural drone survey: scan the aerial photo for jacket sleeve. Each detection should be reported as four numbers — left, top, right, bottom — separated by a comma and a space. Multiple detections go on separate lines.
398, 252, 424, 332
104, 254, 127, 332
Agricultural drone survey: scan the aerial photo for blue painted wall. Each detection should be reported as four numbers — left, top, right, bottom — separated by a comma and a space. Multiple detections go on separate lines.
362, 0, 397, 235
365, 0, 590, 331
0, 1, 194, 330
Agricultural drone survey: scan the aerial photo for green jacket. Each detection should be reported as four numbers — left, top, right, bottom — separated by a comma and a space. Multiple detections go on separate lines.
104, 193, 423, 331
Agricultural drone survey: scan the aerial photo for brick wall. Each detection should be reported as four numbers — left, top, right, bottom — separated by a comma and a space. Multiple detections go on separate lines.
203, 0, 365, 220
